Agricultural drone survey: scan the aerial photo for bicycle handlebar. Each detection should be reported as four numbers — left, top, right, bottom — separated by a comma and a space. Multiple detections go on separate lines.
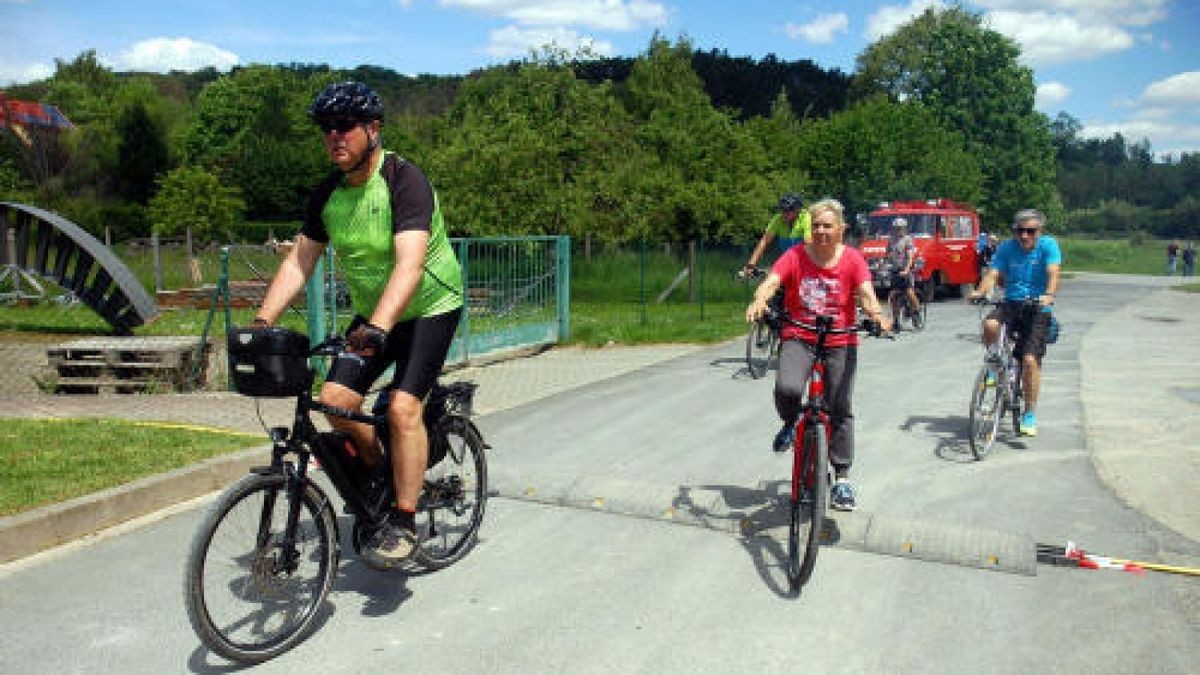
970, 296, 1045, 309
737, 266, 767, 281
765, 306, 891, 339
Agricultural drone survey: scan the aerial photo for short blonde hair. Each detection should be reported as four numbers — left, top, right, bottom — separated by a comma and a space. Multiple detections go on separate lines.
808, 198, 845, 224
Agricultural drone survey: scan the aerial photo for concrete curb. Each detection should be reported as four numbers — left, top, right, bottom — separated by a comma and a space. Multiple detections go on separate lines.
489, 470, 1037, 576
0, 445, 269, 564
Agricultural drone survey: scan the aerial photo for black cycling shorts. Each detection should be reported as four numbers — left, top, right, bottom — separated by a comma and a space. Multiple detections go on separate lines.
326, 308, 462, 399
891, 273, 915, 291
993, 302, 1051, 359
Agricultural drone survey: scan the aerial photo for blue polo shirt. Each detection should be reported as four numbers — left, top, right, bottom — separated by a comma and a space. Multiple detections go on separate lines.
991, 235, 1062, 302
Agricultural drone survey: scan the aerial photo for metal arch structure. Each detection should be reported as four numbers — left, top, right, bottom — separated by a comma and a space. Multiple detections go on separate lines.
0, 202, 157, 334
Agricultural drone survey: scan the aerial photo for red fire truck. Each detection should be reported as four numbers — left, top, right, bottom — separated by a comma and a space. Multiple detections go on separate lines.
857, 198, 985, 300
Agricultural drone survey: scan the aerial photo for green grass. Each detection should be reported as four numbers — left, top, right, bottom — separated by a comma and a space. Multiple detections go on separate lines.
1056, 236, 1174, 275
569, 301, 749, 346
0, 418, 262, 516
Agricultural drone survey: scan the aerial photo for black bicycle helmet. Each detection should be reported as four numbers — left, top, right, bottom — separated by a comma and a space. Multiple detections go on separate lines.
778, 193, 804, 211
308, 81, 384, 123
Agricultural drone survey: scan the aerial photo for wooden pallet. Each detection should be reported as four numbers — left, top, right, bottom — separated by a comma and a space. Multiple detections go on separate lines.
46, 336, 212, 394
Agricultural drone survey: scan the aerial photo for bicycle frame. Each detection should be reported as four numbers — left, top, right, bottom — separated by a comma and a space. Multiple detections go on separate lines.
792, 359, 829, 502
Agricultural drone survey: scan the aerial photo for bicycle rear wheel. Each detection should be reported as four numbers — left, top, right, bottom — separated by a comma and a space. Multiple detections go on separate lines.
184, 473, 338, 664
968, 366, 1003, 459
415, 419, 488, 570
910, 298, 927, 331
746, 320, 775, 379
786, 424, 828, 594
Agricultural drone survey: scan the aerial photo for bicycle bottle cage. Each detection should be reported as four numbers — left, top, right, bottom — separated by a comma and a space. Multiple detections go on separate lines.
227, 327, 311, 397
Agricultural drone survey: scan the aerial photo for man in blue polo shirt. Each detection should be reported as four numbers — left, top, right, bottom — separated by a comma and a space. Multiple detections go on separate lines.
968, 209, 1062, 437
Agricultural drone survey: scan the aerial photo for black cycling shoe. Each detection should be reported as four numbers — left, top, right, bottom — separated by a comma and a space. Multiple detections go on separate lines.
772, 422, 796, 453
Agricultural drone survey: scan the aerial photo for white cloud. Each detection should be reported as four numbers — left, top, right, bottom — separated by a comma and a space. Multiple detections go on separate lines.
1081, 118, 1200, 144
0, 60, 54, 86
985, 10, 1134, 65
785, 13, 849, 45
865, 0, 945, 40
109, 37, 239, 73
971, 1, 1169, 27
485, 25, 614, 59
1036, 82, 1071, 109
1140, 71, 1200, 108
440, 0, 668, 30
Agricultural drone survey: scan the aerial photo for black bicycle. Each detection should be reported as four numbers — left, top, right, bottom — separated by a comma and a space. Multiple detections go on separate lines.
767, 308, 885, 595
739, 267, 779, 379
184, 327, 488, 664
877, 261, 926, 332
966, 298, 1041, 459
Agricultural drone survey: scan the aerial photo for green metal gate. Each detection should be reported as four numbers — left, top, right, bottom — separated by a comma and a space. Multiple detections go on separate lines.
305, 235, 570, 365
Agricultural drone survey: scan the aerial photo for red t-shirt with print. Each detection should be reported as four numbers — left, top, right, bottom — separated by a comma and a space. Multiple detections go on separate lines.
771, 244, 870, 347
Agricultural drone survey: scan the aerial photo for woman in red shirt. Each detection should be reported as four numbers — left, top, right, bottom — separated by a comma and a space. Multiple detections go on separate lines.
746, 198, 890, 511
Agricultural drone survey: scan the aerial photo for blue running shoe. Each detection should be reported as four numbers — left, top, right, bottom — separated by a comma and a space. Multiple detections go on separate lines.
1019, 411, 1038, 437
830, 480, 857, 511
772, 422, 795, 453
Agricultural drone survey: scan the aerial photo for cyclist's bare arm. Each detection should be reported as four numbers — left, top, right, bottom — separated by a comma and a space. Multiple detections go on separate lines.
746, 272, 782, 322
257, 234, 327, 325
744, 231, 776, 271
970, 267, 1003, 301
1041, 263, 1061, 306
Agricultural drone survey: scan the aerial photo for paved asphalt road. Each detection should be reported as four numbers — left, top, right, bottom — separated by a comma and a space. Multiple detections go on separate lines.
0, 275, 1197, 674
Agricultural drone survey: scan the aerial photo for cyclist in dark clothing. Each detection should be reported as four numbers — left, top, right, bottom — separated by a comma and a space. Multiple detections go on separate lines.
255, 81, 463, 568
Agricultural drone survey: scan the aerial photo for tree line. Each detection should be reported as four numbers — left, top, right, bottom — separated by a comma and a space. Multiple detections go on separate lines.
1, 7, 1196, 248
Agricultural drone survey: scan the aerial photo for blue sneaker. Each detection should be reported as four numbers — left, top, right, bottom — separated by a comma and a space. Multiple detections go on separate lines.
772, 422, 795, 453
1019, 411, 1038, 437
984, 369, 997, 387
830, 479, 857, 511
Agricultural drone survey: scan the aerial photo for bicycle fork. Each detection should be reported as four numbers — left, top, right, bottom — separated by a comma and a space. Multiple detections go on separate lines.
791, 412, 831, 502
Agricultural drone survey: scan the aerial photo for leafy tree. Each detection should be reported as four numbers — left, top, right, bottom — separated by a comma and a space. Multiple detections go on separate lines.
182, 65, 317, 170
148, 166, 245, 269
115, 101, 169, 204
793, 96, 983, 218
620, 35, 782, 242
430, 51, 646, 242
852, 6, 1058, 227
183, 66, 332, 220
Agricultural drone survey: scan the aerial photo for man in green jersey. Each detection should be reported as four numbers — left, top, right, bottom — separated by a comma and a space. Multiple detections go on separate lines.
741, 193, 812, 275
255, 81, 464, 567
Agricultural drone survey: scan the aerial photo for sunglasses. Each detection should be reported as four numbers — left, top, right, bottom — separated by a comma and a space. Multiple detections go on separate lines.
317, 118, 360, 134
1015, 227, 1041, 235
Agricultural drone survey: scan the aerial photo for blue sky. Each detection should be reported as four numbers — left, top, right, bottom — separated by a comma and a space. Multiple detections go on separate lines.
2, 0, 1198, 156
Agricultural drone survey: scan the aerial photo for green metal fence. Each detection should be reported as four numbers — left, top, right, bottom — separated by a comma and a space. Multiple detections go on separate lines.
304, 235, 570, 365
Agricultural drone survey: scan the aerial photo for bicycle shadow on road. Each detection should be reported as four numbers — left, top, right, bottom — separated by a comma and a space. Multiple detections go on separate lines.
708, 356, 776, 381
901, 414, 1028, 463
185, 604, 338, 673
330, 516, 415, 618
672, 481, 839, 599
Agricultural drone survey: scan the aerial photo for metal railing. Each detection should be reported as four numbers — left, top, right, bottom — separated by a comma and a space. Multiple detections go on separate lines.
304, 235, 570, 367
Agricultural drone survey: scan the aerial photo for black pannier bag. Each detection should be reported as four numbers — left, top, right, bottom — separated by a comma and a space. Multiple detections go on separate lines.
227, 327, 311, 397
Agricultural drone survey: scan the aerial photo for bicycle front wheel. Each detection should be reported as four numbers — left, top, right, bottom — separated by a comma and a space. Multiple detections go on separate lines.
787, 424, 828, 595
416, 420, 488, 570
746, 320, 774, 379
968, 366, 1003, 459
184, 473, 338, 665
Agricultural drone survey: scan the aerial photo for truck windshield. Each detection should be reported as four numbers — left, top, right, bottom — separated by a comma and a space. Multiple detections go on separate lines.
867, 214, 938, 239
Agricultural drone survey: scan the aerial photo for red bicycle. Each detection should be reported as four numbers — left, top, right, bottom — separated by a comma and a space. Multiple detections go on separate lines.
767, 308, 885, 594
